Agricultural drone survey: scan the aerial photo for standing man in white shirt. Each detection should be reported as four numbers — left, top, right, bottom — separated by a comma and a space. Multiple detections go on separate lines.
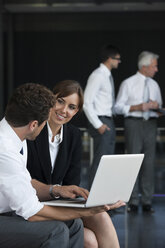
115, 51, 162, 213
83, 44, 121, 187
0, 83, 124, 248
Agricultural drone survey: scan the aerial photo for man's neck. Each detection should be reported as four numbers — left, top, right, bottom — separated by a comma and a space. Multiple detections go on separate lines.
11, 126, 27, 141
138, 69, 148, 77
103, 61, 111, 71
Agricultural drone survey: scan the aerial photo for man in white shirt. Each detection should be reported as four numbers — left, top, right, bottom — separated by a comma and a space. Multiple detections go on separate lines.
0, 83, 124, 248
115, 51, 162, 213
83, 44, 121, 187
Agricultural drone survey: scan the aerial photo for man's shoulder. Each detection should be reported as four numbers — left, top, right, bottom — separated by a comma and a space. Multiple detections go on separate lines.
0, 135, 13, 151
89, 65, 105, 77
123, 73, 137, 82
0, 137, 20, 166
87, 69, 105, 86
149, 77, 158, 85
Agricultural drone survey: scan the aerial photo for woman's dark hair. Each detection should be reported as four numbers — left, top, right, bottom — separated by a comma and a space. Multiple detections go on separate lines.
53, 80, 84, 111
5, 83, 56, 127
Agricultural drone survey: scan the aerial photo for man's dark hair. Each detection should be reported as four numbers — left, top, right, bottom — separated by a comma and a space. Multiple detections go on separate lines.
100, 44, 120, 63
5, 83, 55, 127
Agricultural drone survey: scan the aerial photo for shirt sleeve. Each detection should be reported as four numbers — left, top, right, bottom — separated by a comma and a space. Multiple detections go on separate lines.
115, 80, 131, 116
83, 73, 103, 129
0, 151, 44, 220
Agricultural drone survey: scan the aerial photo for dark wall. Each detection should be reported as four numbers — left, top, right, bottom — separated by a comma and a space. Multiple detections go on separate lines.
4, 11, 165, 127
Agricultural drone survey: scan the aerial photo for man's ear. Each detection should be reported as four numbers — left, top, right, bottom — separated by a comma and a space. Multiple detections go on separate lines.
29, 120, 38, 131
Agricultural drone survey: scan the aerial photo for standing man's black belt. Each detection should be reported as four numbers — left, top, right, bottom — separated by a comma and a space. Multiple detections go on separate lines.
98, 116, 112, 119
126, 117, 157, 120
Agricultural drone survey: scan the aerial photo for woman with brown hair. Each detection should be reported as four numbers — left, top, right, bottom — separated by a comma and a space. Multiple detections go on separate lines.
27, 80, 123, 248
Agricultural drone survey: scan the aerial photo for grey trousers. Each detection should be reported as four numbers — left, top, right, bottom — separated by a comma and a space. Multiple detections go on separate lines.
88, 116, 116, 188
124, 118, 157, 205
0, 215, 84, 248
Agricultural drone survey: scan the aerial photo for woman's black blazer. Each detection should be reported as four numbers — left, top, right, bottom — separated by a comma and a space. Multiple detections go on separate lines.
27, 123, 82, 186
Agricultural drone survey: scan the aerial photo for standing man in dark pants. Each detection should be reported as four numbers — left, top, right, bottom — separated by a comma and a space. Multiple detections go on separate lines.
83, 44, 121, 187
115, 51, 162, 213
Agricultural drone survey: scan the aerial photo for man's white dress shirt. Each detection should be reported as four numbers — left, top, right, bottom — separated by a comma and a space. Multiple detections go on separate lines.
0, 118, 43, 220
115, 72, 162, 117
83, 63, 114, 129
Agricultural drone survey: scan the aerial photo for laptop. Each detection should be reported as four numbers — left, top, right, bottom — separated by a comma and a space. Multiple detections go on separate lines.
42, 154, 144, 208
